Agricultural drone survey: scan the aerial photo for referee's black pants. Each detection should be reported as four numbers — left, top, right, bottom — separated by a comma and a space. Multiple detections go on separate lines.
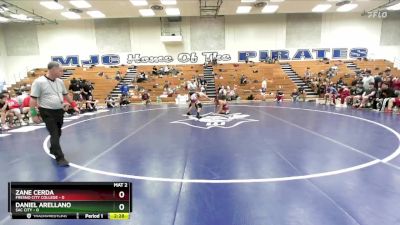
39, 107, 65, 161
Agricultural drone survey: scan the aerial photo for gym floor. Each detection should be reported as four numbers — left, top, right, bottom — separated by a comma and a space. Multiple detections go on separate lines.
0, 102, 399, 225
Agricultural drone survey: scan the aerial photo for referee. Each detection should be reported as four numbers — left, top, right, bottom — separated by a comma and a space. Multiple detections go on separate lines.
30, 62, 75, 167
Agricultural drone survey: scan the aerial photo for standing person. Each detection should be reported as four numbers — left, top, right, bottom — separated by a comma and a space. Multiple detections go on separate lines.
30, 62, 75, 167
261, 78, 267, 101
187, 92, 211, 119
323, 84, 338, 106
362, 70, 374, 90
69, 78, 82, 107
120, 82, 129, 97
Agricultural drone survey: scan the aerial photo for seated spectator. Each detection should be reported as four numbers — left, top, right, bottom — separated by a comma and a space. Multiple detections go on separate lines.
359, 83, 376, 108
275, 88, 284, 103
350, 82, 365, 107
115, 71, 122, 81
392, 77, 400, 96
0, 93, 12, 130
298, 86, 307, 102
378, 82, 397, 112
338, 85, 350, 106
63, 95, 79, 115
81, 80, 94, 101
69, 78, 82, 106
163, 80, 170, 91
212, 58, 217, 65
318, 82, 327, 98
152, 66, 158, 75
171, 67, 179, 76
240, 74, 248, 85
6, 92, 27, 126
219, 86, 227, 96
21, 95, 32, 123
323, 84, 338, 106
15, 89, 28, 105
200, 85, 206, 93
304, 67, 312, 80
137, 72, 147, 83
119, 94, 130, 107
291, 89, 300, 102
163, 65, 170, 75
105, 95, 117, 108
336, 77, 344, 86
227, 87, 238, 101
85, 95, 98, 112
141, 90, 151, 105
388, 93, 400, 113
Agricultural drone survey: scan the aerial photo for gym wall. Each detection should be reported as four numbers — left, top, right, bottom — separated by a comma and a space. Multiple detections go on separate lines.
0, 13, 399, 84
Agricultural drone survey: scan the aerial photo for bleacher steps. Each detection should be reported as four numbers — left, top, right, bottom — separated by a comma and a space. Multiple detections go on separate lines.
203, 65, 216, 98
109, 67, 137, 97
280, 63, 318, 98
345, 61, 361, 73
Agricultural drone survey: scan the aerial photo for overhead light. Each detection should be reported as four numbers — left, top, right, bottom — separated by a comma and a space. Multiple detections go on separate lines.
165, 8, 180, 16
270, 0, 285, 2
69, 0, 91, 9
130, 0, 148, 6
139, 9, 155, 16
312, 4, 332, 12
10, 13, 31, 20
387, 2, 400, 10
1, 6, 9, 11
262, 5, 279, 13
61, 11, 81, 19
241, 0, 256, 2
0, 16, 9, 22
87, 10, 105, 18
160, 0, 177, 5
337, 3, 358, 12
40, 1, 64, 10
236, 6, 252, 14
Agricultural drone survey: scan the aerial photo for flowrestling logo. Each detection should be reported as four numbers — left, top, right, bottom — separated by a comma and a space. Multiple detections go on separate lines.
170, 113, 258, 129
51, 48, 368, 66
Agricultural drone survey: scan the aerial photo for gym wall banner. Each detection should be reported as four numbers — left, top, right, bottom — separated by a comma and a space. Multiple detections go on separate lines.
52, 48, 368, 66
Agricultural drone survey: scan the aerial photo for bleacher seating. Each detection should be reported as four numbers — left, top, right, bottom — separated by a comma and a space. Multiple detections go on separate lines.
62, 67, 124, 101
213, 63, 297, 100
5, 59, 399, 104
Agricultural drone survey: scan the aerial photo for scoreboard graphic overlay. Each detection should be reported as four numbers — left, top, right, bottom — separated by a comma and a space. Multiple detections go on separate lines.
8, 182, 132, 220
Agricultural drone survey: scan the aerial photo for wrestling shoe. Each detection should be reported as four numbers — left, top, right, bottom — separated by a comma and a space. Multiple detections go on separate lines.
56, 158, 70, 167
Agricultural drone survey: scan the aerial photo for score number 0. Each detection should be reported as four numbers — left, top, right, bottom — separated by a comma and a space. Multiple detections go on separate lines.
118, 191, 125, 211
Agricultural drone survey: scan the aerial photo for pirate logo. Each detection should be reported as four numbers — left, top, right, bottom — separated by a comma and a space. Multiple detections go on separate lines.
171, 113, 258, 129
